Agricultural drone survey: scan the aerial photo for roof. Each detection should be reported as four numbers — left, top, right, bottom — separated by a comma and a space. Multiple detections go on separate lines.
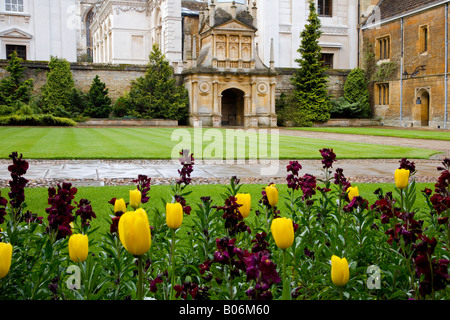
378, 0, 444, 20
181, 0, 208, 15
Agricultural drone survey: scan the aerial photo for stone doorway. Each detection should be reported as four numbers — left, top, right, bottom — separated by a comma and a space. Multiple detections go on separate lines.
416, 89, 430, 126
221, 88, 245, 126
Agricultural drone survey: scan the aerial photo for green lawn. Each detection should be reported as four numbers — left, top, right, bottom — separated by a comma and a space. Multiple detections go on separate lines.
289, 126, 450, 141
1, 182, 434, 241
0, 127, 442, 160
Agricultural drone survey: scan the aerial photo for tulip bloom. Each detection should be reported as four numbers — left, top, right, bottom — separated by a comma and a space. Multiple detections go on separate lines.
119, 208, 151, 256
129, 189, 142, 209
346, 186, 359, 201
166, 202, 183, 229
235, 193, 251, 218
0, 242, 12, 279
114, 198, 127, 213
395, 169, 410, 189
265, 184, 278, 207
331, 255, 349, 287
69, 234, 89, 263
271, 217, 294, 250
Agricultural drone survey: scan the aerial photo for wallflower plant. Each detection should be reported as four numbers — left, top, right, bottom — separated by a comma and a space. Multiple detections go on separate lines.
0, 150, 448, 301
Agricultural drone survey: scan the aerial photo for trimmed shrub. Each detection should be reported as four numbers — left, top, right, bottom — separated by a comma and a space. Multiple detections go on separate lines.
0, 51, 33, 107
290, 0, 331, 126
343, 68, 371, 118
85, 75, 112, 118
0, 114, 77, 126
128, 44, 189, 121
40, 57, 75, 117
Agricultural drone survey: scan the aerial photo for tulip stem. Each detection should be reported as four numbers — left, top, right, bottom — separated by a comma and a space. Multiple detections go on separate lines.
281, 249, 291, 300
137, 255, 145, 300
169, 229, 176, 300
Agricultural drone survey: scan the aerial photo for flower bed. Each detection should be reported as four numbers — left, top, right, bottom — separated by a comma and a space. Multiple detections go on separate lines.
0, 149, 448, 301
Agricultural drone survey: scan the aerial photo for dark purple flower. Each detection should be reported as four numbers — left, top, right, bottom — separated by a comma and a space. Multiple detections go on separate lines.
334, 168, 351, 192
244, 251, 280, 300
174, 282, 210, 300
251, 232, 270, 253
399, 158, 416, 175
214, 196, 251, 236
0, 191, 7, 225
75, 198, 96, 228
132, 174, 151, 204
287, 160, 302, 176
319, 148, 336, 169
299, 173, 317, 200
45, 183, 78, 240
174, 194, 191, 215
343, 196, 369, 212
177, 149, 194, 186
7, 152, 29, 219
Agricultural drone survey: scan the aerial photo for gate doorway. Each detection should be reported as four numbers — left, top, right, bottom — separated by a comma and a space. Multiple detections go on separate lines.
221, 88, 244, 126
417, 89, 430, 126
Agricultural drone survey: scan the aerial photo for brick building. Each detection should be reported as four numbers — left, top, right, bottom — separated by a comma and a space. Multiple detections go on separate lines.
361, 0, 449, 129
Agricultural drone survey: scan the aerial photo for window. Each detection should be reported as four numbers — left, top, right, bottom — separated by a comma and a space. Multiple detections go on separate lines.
5, 0, 24, 12
320, 53, 334, 69
377, 83, 389, 105
420, 25, 428, 53
377, 36, 390, 60
6, 45, 26, 60
318, 0, 332, 17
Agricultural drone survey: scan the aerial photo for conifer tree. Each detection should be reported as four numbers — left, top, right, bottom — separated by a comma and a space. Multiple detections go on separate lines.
0, 51, 33, 106
128, 44, 188, 121
41, 56, 75, 117
85, 75, 112, 118
290, 0, 331, 126
343, 67, 371, 118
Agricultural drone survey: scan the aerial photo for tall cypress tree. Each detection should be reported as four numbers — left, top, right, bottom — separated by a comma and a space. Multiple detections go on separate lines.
128, 44, 188, 121
0, 51, 33, 106
85, 75, 112, 118
290, 0, 331, 126
41, 56, 75, 117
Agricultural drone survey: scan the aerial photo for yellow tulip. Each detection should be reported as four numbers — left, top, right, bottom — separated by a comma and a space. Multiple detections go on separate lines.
129, 189, 142, 209
235, 193, 251, 218
69, 234, 89, 263
119, 208, 151, 256
166, 202, 183, 229
331, 255, 349, 287
114, 198, 127, 213
0, 242, 12, 279
271, 217, 294, 250
265, 184, 278, 207
346, 186, 359, 201
395, 169, 410, 189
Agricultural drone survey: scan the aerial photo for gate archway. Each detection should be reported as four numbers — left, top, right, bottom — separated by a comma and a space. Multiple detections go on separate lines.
221, 88, 245, 126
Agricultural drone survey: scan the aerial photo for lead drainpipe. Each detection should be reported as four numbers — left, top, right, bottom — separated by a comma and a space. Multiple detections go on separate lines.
445, 3, 448, 129
400, 17, 404, 126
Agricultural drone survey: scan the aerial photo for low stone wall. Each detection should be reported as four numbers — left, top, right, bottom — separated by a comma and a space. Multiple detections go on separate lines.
0, 60, 349, 103
274, 68, 350, 99
313, 118, 381, 127
78, 118, 179, 126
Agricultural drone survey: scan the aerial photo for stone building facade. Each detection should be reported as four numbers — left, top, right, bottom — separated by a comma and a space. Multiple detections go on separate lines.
0, 0, 77, 61
361, 0, 450, 129
182, 0, 277, 127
